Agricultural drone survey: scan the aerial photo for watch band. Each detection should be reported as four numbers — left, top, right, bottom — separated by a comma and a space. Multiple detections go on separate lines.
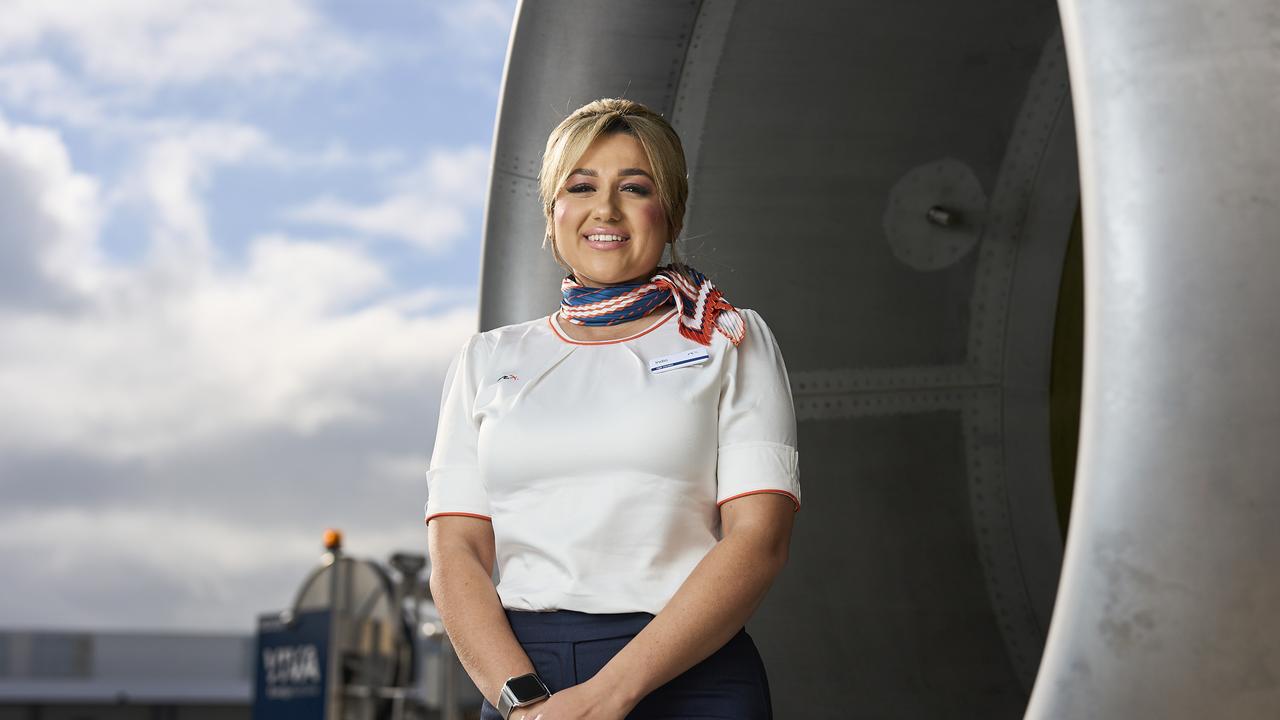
496, 673, 550, 719
495, 690, 516, 720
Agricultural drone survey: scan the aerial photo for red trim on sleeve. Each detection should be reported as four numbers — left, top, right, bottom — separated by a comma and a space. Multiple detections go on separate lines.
717, 489, 801, 511
424, 511, 493, 525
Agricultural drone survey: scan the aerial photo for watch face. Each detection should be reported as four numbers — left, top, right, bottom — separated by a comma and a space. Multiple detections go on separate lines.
507, 673, 548, 701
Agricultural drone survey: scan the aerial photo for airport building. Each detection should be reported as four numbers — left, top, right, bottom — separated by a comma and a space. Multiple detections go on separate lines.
0, 629, 251, 720
0, 536, 475, 720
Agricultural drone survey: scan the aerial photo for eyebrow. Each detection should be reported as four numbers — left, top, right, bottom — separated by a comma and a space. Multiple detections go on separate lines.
568, 168, 654, 179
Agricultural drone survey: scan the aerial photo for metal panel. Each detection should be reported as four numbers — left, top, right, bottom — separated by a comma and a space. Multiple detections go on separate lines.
484, 1, 1079, 716
673, 0, 1068, 714
1026, 0, 1280, 717
753, 411, 1027, 718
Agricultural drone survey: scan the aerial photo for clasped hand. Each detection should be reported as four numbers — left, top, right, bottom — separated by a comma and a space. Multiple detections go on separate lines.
513, 679, 631, 720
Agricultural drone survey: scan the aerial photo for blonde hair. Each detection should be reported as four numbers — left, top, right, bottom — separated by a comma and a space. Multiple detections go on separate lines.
538, 98, 688, 268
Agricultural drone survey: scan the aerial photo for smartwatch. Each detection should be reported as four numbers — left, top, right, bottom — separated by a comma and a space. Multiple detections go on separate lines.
496, 672, 550, 719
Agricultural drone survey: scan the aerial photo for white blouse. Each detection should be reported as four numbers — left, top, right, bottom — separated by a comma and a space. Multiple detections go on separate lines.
424, 306, 800, 615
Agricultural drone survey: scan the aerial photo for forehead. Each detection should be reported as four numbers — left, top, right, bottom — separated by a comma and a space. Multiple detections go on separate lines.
569, 132, 651, 172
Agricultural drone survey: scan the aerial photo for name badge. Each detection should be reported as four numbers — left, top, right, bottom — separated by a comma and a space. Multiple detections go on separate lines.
649, 348, 710, 374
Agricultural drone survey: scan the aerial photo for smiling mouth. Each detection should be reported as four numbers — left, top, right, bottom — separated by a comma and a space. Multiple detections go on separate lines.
584, 233, 629, 243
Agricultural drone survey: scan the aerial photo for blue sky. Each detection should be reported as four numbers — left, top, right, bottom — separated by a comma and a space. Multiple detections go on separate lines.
0, 0, 516, 631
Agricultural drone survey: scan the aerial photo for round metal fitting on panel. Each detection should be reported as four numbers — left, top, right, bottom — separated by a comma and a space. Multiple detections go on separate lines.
883, 158, 987, 271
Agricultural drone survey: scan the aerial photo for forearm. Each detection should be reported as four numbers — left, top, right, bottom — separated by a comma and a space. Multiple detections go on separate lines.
593, 528, 787, 708
430, 550, 533, 705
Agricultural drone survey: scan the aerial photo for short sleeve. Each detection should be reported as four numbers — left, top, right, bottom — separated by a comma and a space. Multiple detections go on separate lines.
423, 333, 493, 524
716, 309, 801, 510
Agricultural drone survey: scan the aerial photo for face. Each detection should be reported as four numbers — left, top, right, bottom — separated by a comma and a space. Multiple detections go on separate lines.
553, 132, 671, 287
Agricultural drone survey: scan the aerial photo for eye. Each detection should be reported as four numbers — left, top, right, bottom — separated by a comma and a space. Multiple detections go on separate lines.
566, 183, 594, 193
622, 183, 652, 196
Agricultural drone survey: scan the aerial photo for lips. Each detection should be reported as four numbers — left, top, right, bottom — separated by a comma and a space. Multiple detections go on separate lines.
583, 228, 630, 250
583, 226, 629, 240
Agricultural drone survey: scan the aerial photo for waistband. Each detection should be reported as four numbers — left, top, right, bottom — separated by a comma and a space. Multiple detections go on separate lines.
504, 609, 655, 644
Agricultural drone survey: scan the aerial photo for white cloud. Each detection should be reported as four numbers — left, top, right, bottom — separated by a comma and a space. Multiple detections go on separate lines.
286, 145, 490, 252
0, 0, 365, 89
0, 504, 433, 631
436, 1, 516, 61
0, 3, 502, 634
0, 114, 477, 462
0, 236, 477, 459
110, 120, 404, 270
0, 112, 104, 303
126, 122, 269, 269
441, 1, 517, 38
7, 507, 316, 581
0, 60, 111, 128
369, 452, 436, 489
269, 141, 406, 173
427, 1, 517, 92
0, 66, 409, 175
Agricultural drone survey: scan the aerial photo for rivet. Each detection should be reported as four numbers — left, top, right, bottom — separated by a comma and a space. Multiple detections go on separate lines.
927, 206, 960, 227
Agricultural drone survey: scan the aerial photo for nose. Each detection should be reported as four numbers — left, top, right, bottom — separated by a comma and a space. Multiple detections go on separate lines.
592, 186, 621, 222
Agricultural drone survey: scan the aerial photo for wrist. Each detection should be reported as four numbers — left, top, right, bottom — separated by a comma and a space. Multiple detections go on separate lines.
514, 698, 547, 718
496, 672, 550, 719
586, 664, 646, 712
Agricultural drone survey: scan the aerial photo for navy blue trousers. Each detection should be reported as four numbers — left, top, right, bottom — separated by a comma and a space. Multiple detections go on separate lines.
480, 610, 772, 720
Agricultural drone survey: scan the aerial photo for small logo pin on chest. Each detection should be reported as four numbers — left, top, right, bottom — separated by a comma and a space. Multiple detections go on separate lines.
497, 373, 519, 382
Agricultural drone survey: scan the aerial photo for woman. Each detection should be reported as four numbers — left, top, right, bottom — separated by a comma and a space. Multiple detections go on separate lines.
424, 98, 800, 720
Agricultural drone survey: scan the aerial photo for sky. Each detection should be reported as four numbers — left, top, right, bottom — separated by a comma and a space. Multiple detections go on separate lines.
0, 0, 517, 633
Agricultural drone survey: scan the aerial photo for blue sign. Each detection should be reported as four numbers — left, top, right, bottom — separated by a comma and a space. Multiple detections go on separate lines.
253, 610, 331, 720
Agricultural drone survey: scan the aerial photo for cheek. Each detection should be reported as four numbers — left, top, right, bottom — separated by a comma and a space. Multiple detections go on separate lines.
638, 200, 665, 228
643, 202, 669, 240
552, 202, 577, 244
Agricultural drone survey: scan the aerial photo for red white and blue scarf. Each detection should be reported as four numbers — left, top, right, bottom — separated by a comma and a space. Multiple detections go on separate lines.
559, 264, 746, 346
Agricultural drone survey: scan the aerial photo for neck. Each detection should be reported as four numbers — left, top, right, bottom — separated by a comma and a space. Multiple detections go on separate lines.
570, 266, 665, 289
